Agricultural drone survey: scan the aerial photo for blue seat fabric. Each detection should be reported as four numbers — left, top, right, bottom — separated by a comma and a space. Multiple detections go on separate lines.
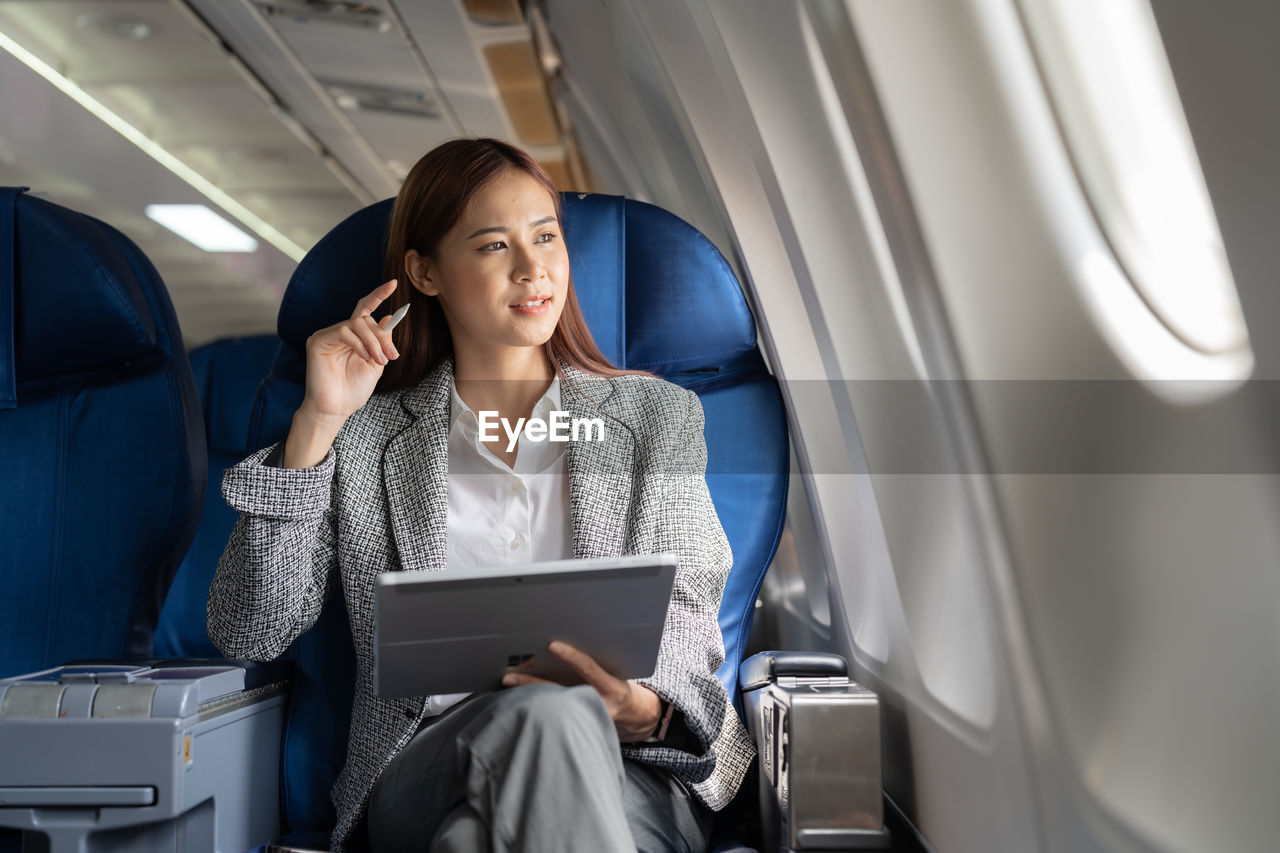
155, 335, 282, 658
241, 193, 787, 846
0, 187, 205, 678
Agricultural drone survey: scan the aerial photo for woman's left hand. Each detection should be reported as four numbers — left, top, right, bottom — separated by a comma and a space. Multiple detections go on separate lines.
501, 640, 664, 742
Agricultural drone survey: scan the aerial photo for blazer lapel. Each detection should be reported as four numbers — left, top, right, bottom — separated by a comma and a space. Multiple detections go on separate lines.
382, 357, 452, 572
562, 365, 636, 559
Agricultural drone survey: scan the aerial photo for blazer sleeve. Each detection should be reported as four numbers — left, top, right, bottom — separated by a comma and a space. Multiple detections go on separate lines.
624, 389, 735, 774
206, 441, 340, 662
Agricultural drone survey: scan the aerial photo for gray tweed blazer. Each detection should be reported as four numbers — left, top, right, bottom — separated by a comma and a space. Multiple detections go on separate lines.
208, 356, 754, 851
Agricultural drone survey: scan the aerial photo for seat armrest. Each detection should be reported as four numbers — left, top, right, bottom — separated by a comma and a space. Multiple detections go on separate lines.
738, 649, 891, 850
60, 656, 295, 688
739, 650, 847, 691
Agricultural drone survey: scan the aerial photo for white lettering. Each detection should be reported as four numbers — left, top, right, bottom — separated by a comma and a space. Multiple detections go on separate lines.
572, 417, 605, 442
475, 410, 607, 448
502, 417, 526, 453
477, 411, 500, 443
549, 410, 571, 442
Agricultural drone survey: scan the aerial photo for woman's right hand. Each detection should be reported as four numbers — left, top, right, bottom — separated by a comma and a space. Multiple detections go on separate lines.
301, 279, 402, 422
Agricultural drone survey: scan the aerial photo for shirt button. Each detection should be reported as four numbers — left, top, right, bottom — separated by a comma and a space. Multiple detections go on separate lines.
510, 534, 524, 550
509, 480, 521, 494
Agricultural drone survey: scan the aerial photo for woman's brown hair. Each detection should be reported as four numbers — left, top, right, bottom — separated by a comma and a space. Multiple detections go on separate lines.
377, 137, 647, 392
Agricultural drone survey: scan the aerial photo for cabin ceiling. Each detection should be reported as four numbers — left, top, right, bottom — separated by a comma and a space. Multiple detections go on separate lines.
0, 0, 578, 348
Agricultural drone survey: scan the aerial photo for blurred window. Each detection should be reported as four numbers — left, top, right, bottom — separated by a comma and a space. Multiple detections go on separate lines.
1019, 0, 1250, 358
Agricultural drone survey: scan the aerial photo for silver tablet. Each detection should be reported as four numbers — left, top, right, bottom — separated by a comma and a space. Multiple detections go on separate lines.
373, 554, 679, 698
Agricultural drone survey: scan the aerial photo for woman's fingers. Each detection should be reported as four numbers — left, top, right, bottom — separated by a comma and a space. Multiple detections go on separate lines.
366, 313, 400, 360
548, 641, 625, 698
501, 673, 554, 688
501, 643, 619, 692
375, 315, 399, 361
348, 315, 388, 365
336, 326, 374, 362
315, 280, 402, 365
349, 278, 397, 321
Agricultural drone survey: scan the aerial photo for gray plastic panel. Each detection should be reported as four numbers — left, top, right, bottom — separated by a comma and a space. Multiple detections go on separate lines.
0, 786, 156, 807
58, 684, 97, 718
0, 660, 287, 853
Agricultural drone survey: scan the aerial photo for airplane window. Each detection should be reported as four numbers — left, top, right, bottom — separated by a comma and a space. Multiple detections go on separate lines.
1018, 0, 1251, 361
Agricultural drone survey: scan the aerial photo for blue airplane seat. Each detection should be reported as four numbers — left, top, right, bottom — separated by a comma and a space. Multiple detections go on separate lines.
240, 192, 788, 851
0, 186, 205, 679
154, 334, 282, 658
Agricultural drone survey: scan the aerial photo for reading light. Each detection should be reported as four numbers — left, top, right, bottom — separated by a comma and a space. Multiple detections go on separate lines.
75, 14, 153, 41
0, 28, 305, 261
146, 204, 259, 253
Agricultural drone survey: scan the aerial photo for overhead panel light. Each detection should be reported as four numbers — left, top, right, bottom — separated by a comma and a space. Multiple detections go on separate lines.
74, 14, 154, 41
324, 80, 440, 120
146, 204, 260, 253
0, 28, 306, 261
253, 0, 392, 33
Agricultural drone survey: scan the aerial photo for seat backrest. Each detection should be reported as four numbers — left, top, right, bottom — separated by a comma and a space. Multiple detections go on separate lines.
0, 187, 205, 678
246, 193, 788, 834
154, 335, 282, 658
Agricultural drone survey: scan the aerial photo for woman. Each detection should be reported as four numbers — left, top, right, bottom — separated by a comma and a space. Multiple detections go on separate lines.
208, 138, 753, 852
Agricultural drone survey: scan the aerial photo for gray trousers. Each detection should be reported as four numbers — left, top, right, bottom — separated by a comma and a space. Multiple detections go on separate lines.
366, 683, 715, 852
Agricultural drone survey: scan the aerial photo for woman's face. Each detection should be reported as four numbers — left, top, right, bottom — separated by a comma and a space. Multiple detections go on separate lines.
408, 167, 569, 360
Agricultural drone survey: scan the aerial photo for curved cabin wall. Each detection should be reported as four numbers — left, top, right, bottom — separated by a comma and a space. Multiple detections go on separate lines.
544, 2, 1280, 852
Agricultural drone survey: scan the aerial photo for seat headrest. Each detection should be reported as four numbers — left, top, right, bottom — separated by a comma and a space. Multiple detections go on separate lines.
2, 188, 159, 398
277, 193, 756, 376
188, 336, 282, 455
614, 195, 757, 373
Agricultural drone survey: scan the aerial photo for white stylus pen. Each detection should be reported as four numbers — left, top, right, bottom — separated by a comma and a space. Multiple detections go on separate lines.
385, 303, 410, 331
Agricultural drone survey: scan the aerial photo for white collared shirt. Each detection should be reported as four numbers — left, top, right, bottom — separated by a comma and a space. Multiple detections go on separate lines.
426, 374, 575, 715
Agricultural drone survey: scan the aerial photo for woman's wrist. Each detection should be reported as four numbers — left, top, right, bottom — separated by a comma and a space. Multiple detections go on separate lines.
283, 406, 344, 469
622, 683, 666, 742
